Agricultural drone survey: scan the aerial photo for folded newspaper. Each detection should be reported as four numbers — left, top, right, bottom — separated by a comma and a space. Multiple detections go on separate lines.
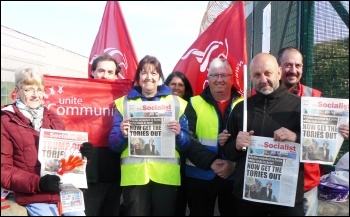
59, 183, 85, 214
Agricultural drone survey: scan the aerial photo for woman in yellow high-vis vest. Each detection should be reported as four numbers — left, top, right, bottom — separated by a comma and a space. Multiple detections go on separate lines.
108, 55, 191, 216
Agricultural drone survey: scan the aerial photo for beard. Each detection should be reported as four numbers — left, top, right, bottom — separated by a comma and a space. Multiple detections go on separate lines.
256, 81, 275, 95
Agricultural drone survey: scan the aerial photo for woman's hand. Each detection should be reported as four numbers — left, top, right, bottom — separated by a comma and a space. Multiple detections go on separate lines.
168, 120, 181, 136
120, 118, 131, 138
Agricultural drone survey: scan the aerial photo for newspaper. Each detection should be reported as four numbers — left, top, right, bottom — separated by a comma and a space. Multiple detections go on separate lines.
59, 183, 85, 214
38, 128, 88, 188
243, 136, 300, 207
1, 187, 12, 202
300, 96, 349, 165
127, 100, 175, 158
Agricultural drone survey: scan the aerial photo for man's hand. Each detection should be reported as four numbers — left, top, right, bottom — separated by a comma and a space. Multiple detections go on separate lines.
236, 130, 254, 150
213, 160, 236, 179
218, 129, 231, 146
211, 159, 236, 179
339, 124, 349, 140
210, 159, 224, 172
80, 142, 93, 161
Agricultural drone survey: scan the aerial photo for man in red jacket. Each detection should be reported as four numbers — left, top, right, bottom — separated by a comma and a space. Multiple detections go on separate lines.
277, 46, 349, 216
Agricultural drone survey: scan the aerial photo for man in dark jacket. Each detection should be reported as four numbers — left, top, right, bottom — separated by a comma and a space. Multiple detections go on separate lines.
223, 53, 304, 215
82, 54, 122, 216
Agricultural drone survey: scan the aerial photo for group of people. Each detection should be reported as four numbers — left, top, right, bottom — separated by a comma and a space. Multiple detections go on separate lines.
303, 139, 332, 162
245, 181, 273, 201
131, 138, 160, 156
1, 46, 349, 216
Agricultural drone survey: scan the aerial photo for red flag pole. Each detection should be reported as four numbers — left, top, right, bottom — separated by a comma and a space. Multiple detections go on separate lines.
243, 64, 247, 151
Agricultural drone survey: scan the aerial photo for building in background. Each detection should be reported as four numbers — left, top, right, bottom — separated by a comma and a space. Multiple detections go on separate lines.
1, 25, 88, 106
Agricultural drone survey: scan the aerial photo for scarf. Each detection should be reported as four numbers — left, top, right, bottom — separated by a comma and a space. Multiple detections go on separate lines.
15, 99, 44, 132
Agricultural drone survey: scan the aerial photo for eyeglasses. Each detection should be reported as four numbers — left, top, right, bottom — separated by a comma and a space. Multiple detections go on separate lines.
208, 74, 232, 80
21, 87, 44, 95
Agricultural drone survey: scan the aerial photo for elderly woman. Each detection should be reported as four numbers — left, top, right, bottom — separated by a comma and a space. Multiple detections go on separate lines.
108, 55, 191, 216
1, 68, 85, 216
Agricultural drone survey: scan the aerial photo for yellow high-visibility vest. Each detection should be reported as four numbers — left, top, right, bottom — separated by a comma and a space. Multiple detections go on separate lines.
186, 96, 243, 180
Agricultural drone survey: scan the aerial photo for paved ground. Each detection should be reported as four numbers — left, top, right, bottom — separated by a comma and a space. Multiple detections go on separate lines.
1, 193, 348, 216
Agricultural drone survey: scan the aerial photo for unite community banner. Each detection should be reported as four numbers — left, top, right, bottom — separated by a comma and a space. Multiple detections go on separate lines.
44, 75, 132, 147
173, 1, 247, 95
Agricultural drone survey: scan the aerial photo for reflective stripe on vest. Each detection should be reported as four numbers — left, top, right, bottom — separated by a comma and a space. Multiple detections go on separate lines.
186, 96, 243, 180
115, 95, 185, 186
303, 86, 312, 96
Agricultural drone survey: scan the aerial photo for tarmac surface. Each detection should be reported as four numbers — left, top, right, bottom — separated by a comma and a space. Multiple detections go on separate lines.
1, 193, 348, 216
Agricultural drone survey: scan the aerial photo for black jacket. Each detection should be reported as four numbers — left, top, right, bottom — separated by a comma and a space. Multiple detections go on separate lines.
86, 147, 120, 183
223, 82, 304, 204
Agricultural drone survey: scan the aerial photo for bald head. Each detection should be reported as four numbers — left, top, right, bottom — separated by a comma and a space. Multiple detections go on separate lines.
250, 53, 281, 95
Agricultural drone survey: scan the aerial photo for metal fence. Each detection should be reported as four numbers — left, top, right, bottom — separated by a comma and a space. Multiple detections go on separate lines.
246, 1, 349, 161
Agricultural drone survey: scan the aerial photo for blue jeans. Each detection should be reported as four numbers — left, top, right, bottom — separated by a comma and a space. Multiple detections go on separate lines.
303, 186, 318, 216
26, 203, 86, 216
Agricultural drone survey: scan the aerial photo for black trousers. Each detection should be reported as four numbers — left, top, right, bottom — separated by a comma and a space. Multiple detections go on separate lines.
235, 198, 304, 216
83, 181, 122, 216
123, 180, 178, 216
186, 176, 236, 216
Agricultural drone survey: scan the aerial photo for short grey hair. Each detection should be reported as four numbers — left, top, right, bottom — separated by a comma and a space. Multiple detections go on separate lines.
15, 68, 45, 89
208, 57, 233, 75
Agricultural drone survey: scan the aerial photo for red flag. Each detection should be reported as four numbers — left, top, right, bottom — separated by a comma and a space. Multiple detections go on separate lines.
88, 1, 138, 80
44, 75, 132, 147
173, 1, 247, 96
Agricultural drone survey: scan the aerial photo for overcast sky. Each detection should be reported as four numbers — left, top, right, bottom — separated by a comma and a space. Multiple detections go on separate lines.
1, 1, 209, 77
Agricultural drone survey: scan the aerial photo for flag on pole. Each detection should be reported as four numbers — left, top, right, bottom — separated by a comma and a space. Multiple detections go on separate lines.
173, 1, 247, 96
88, 1, 138, 80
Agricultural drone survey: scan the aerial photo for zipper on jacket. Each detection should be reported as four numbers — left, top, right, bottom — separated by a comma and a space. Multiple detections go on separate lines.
251, 112, 257, 132
260, 98, 268, 135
